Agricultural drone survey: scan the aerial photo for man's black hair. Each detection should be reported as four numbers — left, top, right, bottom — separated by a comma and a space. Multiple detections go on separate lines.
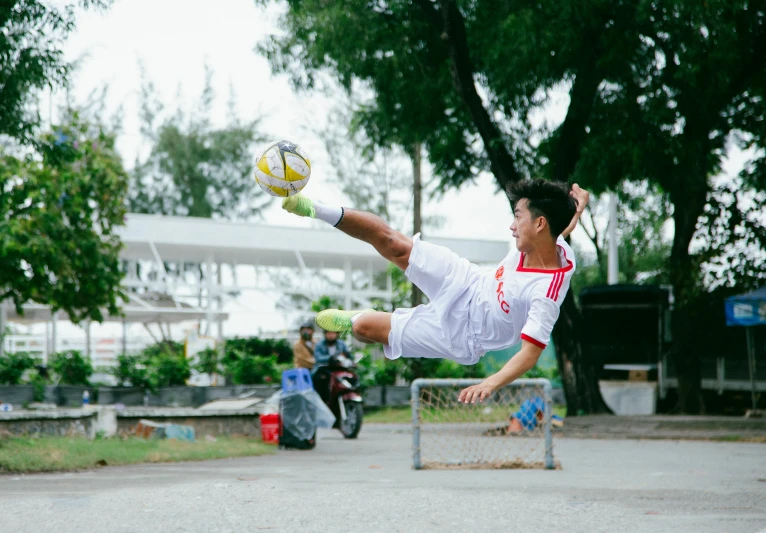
506, 179, 577, 238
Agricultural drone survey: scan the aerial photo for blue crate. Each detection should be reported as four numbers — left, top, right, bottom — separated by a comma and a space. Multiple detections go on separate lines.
282, 368, 313, 393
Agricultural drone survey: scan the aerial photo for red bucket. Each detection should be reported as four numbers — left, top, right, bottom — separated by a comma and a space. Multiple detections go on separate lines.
260, 413, 281, 444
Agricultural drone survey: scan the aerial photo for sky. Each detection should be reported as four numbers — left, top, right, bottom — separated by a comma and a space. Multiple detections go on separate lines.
20, 0, 751, 349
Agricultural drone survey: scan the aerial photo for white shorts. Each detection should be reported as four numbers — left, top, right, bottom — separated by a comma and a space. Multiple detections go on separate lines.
383, 234, 486, 365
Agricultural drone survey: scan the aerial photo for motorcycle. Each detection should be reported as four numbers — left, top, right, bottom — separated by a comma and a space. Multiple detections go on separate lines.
323, 352, 364, 439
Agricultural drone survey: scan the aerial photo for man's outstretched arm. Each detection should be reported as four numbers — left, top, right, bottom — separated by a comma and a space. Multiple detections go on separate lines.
458, 340, 544, 404
561, 183, 590, 239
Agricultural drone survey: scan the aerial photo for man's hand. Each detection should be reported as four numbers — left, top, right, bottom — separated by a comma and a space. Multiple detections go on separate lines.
458, 380, 498, 404
561, 183, 591, 238
570, 183, 590, 213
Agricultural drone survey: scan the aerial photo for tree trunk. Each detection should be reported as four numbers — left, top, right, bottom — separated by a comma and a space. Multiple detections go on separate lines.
552, 289, 611, 414
668, 194, 707, 413
411, 142, 423, 308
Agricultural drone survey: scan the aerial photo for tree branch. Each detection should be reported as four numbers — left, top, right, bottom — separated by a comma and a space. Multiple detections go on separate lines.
427, 0, 522, 192
551, 61, 601, 184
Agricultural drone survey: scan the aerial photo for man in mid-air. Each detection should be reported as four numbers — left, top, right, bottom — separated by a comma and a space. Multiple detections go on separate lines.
282, 179, 589, 404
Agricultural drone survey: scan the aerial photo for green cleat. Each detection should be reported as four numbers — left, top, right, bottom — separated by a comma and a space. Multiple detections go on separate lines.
282, 193, 316, 218
316, 309, 374, 332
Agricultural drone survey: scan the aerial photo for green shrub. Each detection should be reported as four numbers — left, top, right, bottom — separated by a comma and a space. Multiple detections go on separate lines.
49, 350, 93, 386
111, 341, 189, 391
224, 337, 292, 365
223, 349, 280, 385
0, 351, 39, 385
112, 354, 149, 389
142, 342, 189, 388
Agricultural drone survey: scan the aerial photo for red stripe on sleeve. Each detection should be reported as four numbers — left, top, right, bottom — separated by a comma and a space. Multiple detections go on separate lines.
520, 334, 547, 349
546, 273, 558, 299
553, 272, 565, 301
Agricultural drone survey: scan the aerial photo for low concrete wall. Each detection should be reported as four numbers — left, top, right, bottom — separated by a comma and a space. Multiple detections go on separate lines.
98, 385, 280, 407
0, 409, 96, 438
0, 385, 36, 406
98, 387, 145, 406
44, 386, 92, 408
363, 386, 411, 407
0, 408, 262, 439
116, 408, 262, 437
2, 384, 566, 410
0, 385, 93, 408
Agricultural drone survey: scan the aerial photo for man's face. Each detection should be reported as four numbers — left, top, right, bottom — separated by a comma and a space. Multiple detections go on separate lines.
324, 331, 338, 344
300, 328, 314, 341
510, 198, 541, 253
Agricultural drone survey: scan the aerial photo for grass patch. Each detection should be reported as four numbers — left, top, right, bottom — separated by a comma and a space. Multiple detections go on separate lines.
708, 435, 766, 443
0, 435, 275, 474
366, 405, 567, 424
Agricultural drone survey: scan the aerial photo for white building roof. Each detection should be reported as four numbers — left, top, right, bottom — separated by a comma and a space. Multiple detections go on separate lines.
118, 213, 510, 270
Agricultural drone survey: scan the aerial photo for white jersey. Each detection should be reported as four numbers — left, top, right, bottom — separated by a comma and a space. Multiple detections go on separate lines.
385, 234, 576, 365
470, 235, 575, 351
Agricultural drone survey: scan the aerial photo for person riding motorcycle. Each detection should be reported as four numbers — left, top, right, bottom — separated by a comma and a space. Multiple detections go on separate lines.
292, 321, 316, 370
312, 329, 351, 404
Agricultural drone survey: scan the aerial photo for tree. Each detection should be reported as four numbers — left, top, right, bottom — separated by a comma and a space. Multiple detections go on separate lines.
258, 0, 611, 412
130, 67, 269, 220
259, 0, 766, 413
574, 0, 766, 411
571, 181, 672, 297
0, 0, 111, 142
319, 107, 412, 225
0, 114, 129, 323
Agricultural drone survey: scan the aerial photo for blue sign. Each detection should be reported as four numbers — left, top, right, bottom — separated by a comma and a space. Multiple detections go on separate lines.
725, 286, 766, 327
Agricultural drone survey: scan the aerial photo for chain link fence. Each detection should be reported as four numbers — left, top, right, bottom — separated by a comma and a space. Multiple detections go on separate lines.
411, 378, 555, 470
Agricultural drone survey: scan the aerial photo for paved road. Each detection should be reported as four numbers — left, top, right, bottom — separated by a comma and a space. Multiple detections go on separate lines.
1, 425, 765, 533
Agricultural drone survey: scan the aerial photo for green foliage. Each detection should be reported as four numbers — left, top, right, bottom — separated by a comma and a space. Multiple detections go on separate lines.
130, 67, 268, 220
49, 350, 93, 386
357, 356, 401, 388
112, 354, 149, 389
194, 347, 222, 377
26, 370, 47, 402
571, 181, 673, 298
0, 114, 128, 323
521, 364, 561, 387
319, 106, 413, 223
224, 337, 292, 365
140, 341, 189, 389
222, 350, 281, 386
256, 0, 483, 191
212, 337, 293, 385
112, 342, 189, 391
0, 352, 39, 385
0, 1, 111, 142
260, 0, 766, 413
311, 295, 342, 313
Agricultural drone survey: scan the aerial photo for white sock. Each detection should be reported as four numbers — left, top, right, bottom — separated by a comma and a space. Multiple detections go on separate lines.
314, 201, 344, 227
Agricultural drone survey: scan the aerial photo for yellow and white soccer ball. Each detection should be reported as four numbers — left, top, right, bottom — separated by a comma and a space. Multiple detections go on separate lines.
253, 140, 311, 197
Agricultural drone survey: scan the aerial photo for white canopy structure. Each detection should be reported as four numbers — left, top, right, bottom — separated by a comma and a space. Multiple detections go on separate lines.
1, 213, 511, 363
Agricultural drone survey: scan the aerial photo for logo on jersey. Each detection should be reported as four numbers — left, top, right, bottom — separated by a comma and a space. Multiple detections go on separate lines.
495, 282, 510, 314
494, 266, 509, 313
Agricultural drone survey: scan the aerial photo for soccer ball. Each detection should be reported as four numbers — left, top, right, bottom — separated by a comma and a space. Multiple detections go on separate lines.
253, 140, 311, 197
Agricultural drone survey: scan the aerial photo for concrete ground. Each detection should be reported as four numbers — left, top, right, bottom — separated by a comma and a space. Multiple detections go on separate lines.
1, 424, 765, 533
